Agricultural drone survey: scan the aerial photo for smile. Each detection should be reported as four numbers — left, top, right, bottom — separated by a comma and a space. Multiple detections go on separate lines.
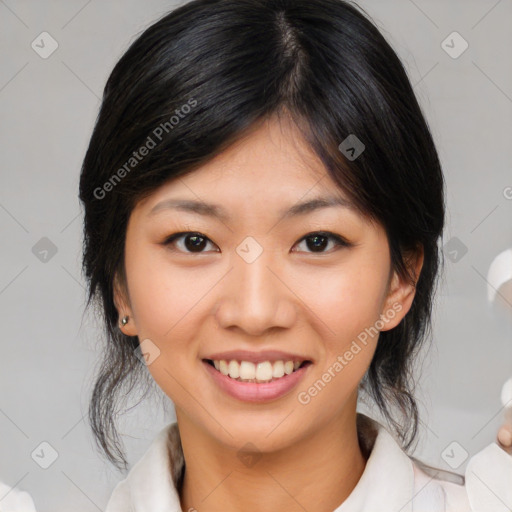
202, 357, 313, 403
205, 359, 310, 383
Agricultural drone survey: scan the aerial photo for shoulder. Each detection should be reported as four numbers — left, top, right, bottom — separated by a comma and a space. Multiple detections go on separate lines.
410, 456, 470, 511
104, 422, 182, 512
410, 442, 512, 512
0, 481, 37, 512
355, 413, 512, 512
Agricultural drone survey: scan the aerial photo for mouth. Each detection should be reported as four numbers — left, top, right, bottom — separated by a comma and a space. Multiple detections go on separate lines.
202, 358, 313, 384
202, 356, 313, 403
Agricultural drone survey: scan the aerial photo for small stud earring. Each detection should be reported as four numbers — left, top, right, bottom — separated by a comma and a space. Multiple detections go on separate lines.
121, 315, 129, 326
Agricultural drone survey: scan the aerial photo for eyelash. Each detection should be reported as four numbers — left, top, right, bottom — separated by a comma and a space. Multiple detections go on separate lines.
161, 231, 352, 254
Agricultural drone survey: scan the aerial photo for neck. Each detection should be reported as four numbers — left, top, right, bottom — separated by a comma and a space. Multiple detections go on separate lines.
176, 397, 367, 512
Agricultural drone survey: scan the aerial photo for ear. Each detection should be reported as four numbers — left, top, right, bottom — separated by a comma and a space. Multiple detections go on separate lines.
113, 271, 138, 336
379, 245, 424, 331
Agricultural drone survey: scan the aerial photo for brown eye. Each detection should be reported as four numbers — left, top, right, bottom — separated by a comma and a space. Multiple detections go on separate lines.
163, 232, 217, 253
293, 232, 350, 253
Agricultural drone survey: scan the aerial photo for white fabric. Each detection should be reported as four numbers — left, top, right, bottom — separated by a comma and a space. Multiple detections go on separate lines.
0, 482, 37, 512
486, 248, 512, 302
104, 413, 512, 512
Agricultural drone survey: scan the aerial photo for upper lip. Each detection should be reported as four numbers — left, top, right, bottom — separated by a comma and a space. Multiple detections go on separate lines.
203, 350, 312, 364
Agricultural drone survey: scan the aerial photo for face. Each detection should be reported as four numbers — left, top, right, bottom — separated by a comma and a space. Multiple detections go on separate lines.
114, 115, 422, 453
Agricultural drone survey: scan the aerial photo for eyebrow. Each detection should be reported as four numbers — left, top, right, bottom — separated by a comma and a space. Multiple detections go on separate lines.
147, 195, 355, 222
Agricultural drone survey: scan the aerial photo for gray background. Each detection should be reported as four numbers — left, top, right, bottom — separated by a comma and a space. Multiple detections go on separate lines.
1, 0, 511, 510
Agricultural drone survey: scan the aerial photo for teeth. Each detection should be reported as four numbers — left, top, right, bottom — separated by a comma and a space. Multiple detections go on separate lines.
219, 360, 229, 376
239, 361, 255, 380
228, 360, 239, 378
210, 359, 305, 382
256, 361, 273, 381
272, 360, 284, 378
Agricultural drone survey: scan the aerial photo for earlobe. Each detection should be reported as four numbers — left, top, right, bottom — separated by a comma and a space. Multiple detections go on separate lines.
113, 271, 138, 336
380, 246, 424, 332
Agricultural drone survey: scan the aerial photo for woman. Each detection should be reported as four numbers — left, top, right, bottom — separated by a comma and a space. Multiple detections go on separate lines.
78, 0, 512, 511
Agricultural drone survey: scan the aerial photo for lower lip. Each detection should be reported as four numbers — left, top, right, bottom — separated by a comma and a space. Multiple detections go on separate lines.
202, 360, 311, 403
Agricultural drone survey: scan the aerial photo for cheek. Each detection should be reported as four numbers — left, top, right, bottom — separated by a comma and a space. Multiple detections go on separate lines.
124, 245, 212, 401
125, 243, 216, 340
293, 262, 387, 416
306, 256, 389, 349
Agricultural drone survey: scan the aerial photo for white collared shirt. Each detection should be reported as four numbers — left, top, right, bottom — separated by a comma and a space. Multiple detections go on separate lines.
105, 413, 512, 512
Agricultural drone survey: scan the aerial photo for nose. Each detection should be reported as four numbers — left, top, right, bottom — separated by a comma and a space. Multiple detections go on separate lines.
214, 249, 297, 336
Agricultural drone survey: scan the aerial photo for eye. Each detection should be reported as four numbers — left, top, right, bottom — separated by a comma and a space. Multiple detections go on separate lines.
292, 231, 350, 254
162, 230, 351, 254
162, 232, 218, 253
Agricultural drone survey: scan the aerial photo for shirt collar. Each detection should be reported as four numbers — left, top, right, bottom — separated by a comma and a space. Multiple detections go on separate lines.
334, 413, 415, 511
107, 412, 416, 512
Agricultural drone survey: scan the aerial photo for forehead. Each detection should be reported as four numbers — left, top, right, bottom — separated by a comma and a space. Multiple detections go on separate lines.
137, 116, 346, 214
